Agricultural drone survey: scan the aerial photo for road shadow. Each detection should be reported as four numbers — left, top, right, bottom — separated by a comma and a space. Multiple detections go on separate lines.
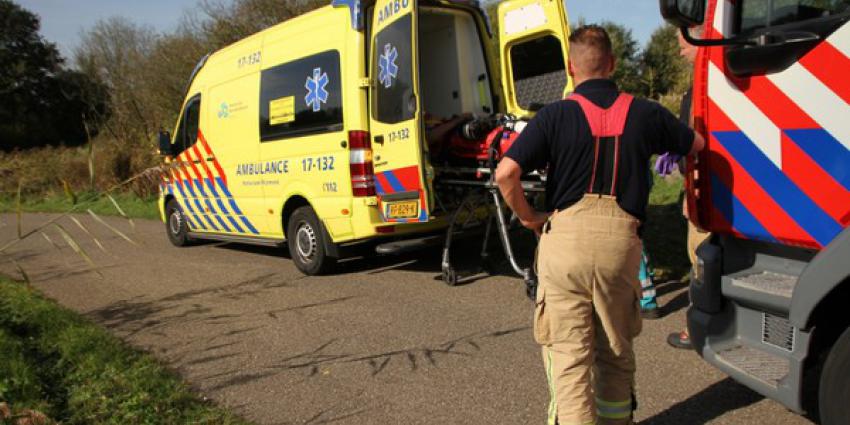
661, 290, 691, 316
335, 226, 538, 286
263, 325, 530, 379
639, 377, 764, 424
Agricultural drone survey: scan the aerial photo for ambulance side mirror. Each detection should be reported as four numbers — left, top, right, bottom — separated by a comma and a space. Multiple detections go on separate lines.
158, 130, 173, 156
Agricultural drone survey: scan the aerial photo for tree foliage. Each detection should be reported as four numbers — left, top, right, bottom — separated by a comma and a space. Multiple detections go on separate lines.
599, 21, 643, 95
0, 0, 105, 151
641, 24, 690, 100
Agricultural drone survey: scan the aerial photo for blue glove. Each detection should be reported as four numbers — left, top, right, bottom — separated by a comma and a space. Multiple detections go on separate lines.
654, 153, 681, 176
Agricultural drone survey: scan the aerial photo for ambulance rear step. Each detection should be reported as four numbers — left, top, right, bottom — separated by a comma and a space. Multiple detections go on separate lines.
375, 234, 445, 255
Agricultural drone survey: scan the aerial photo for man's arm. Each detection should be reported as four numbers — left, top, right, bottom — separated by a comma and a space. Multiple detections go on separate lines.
690, 131, 705, 155
495, 157, 550, 234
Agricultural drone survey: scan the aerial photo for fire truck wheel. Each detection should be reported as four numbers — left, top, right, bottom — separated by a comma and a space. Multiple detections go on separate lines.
287, 206, 336, 275
165, 199, 191, 247
819, 325, 850, 425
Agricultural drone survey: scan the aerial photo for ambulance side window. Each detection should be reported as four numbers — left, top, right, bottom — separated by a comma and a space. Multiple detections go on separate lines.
259, 50, 344, 141
173, 95, 201, 156
372, 14, 415, 124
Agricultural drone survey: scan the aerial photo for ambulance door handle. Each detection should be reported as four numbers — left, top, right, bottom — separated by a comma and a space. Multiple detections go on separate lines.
192, 159, 202, 164
374, 135, 384, 146
205, 156, 214, 161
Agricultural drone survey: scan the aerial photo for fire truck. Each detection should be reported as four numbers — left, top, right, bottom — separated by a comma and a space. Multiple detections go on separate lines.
660, 0, 849, 422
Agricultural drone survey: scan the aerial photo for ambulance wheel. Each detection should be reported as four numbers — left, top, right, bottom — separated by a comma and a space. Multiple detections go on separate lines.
165, 199, 190, 247
287, 206, 336, 275
819, 326, 850, 425
442, 266, 459, 286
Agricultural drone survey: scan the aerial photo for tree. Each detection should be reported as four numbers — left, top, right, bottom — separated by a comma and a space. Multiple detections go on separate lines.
0, 0, 100, 151
75, 18, 159, 147
641, 24, 689, 100
197, 0, 327, 47
599, 21, 643, 96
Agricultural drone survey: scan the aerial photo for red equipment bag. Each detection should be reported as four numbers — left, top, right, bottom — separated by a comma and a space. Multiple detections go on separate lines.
448, 125, 519, 162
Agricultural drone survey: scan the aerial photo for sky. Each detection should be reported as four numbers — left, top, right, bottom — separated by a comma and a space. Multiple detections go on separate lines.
18, 0, 664, 61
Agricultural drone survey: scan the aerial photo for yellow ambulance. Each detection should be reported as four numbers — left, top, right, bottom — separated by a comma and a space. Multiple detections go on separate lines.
158, 0, 572, 275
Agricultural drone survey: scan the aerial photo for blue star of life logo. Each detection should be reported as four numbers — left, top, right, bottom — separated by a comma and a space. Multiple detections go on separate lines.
378, 43, 398, 89
304, 67, 329, 112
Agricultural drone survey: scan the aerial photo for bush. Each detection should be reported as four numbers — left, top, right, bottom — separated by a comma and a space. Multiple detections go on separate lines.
0, 141, 160, 201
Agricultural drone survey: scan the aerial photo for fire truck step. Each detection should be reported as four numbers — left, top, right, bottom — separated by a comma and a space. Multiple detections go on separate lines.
715, 344, 790, 389
724, 269, 799, 314
731, 271, 797, 298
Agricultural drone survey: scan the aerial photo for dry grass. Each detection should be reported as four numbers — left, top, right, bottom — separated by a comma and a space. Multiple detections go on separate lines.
0, 139, 160, 200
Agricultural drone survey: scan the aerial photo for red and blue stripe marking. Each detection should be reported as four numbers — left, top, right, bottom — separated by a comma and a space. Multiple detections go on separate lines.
374, 165, 429, 223
161, 130, 260, 235
699, 24, 850, 249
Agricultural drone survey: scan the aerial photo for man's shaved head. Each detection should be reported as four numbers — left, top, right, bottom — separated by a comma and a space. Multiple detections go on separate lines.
568, 25, 615, 80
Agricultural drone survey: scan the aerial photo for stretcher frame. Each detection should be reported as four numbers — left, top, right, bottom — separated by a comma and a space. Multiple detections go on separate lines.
432, 119, 542, 299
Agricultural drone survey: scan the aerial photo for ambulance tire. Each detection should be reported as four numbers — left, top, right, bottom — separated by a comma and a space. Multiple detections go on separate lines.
165, 199, 191, 247
819, 325, 850, 425
287, 206, 336, 275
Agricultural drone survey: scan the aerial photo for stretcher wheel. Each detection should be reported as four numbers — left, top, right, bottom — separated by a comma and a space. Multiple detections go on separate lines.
480, 255, 496, 274
525, 276, 538, 301
442, 266, 459, 286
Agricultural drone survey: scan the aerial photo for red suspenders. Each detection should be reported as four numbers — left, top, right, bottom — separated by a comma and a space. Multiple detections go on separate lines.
567, 93, 634, 196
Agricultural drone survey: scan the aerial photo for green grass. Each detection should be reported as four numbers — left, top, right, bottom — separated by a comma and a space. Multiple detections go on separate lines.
0, 277, 251, 425
0, 192, 159, 221
645, 173, 690, 282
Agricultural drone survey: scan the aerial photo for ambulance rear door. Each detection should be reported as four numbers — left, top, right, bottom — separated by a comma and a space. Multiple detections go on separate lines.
497, 0, 573, 117
368, 0, 431, 223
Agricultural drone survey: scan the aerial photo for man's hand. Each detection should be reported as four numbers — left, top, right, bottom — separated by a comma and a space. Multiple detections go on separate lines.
519, 210, 551, 236
496, 157, 550, 235
654, 152, 681, 176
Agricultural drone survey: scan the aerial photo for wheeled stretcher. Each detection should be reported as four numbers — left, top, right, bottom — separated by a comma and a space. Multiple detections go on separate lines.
431, 115, 543, 299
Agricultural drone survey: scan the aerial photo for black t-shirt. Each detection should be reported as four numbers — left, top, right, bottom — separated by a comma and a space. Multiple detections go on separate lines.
505, 79, 694, 221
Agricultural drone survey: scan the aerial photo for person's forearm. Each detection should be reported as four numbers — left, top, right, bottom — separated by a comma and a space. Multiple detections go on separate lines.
498, 174, 536, 221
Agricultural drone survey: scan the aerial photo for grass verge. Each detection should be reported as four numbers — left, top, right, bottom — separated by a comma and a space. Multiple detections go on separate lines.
0, 277, 250, 425
0, 192, 159, 221
645, 173, 690, 282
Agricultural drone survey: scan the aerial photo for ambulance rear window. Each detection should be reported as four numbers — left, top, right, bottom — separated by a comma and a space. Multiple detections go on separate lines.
509, 35, 567, 110
259, 50, 344, 141
372, 14, 415, 124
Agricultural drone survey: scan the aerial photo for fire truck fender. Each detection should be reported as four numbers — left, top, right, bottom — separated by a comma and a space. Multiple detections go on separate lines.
790, 226, 850, 330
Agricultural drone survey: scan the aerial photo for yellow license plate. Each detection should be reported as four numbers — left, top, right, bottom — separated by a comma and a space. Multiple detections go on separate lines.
387, 201, 419, 219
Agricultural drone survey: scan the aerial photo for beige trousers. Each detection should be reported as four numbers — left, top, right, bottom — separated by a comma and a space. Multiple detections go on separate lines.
687, 219, 710, 271
535, 195, 643, 425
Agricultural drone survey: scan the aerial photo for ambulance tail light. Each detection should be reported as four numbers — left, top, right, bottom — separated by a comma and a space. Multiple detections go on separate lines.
349, 130, 375, 197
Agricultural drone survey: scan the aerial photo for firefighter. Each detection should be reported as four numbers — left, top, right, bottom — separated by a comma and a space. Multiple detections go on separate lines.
656, 25, 711, 350
495, 25, 705, 425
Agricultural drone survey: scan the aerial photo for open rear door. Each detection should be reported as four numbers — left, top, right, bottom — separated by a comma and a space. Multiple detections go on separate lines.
368, 0, 431, 223
497, 0, 573, 117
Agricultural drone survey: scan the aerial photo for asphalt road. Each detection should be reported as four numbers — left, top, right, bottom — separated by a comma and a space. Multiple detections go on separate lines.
0, 213, 815, 425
